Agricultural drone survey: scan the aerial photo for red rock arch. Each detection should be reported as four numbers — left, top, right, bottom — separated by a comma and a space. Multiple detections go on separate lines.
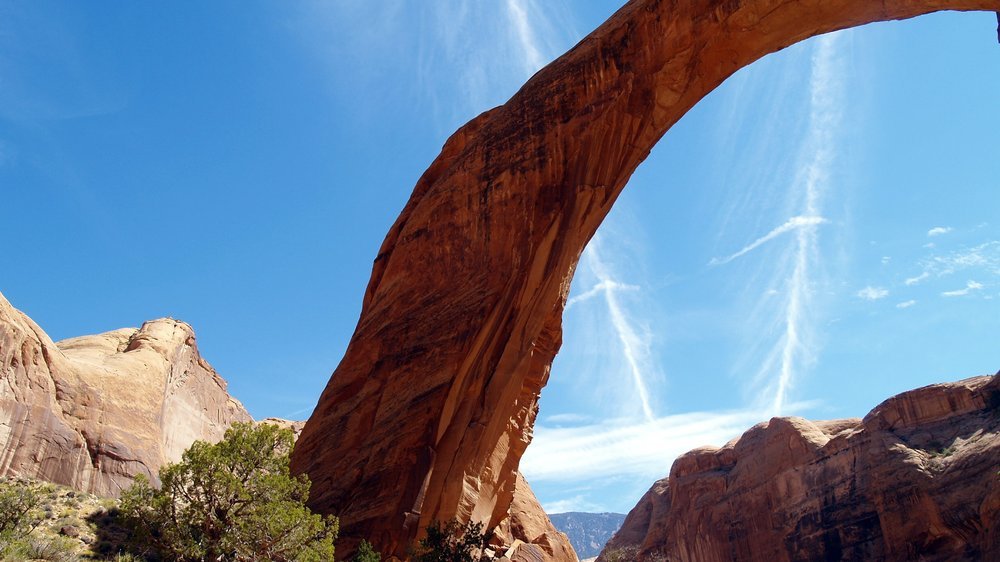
290, 0, 1000, 558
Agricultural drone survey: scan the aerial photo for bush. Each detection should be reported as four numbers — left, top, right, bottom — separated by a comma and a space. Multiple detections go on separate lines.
0, 479, 42, 554
415, 519, 492, 562
119, 422, 338, 562
353, 539, 382, 562
2, 535, 80, 562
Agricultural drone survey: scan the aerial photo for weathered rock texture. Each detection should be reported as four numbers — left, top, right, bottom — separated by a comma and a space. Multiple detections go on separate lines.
291, 0, 1000, 558
494, 472, 578, 562
599, 374, 1000, 562
0, 291, 252, 496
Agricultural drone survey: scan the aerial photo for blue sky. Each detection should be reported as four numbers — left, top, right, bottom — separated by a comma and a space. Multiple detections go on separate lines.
1, 2, 998, 515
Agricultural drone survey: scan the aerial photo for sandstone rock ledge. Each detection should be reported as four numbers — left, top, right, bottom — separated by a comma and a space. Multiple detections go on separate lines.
600, 374, 1000, 562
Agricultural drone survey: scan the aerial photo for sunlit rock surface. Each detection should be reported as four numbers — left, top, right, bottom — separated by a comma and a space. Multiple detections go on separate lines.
0, 291, 252, 496
290, 0, 1000, 559
600, 374, 1000, 562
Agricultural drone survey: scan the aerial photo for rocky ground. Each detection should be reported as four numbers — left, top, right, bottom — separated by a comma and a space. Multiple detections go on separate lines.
1, 476, 136, 561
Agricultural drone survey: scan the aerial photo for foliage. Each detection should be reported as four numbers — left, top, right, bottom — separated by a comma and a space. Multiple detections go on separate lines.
0, 479, 43, 556
119, 422, 338, 562
601, 545, 640, 562
415, 519, 492, 562
2, 535, 80, 562
353, 539, 382, 562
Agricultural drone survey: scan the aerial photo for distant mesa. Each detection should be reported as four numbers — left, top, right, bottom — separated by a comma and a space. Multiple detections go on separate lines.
548, 512, 626, 559
598, 374, 1000, 562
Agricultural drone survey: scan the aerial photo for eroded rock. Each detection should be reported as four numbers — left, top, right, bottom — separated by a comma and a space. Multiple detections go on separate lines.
0, 291, 252, 496
600, 374, 1000, 562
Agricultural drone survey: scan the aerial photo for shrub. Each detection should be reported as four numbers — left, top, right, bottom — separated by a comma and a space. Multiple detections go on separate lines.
119, 422, 338, 562
2, 535, 80, 562
415, 519, 492, 562
353, 539, 382, 562
0, 479, 42, 553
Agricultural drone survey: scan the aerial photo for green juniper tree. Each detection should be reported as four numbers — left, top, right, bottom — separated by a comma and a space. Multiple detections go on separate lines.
119, 422, 337, 562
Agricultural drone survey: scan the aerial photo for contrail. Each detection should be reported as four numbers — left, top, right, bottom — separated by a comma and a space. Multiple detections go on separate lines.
505, 0, 545, 73
584, 241, 656, 422
770, 32, 844, 415
710, 215, 828, 266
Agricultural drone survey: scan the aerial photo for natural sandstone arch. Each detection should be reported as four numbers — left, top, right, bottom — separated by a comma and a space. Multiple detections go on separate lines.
290, 0, 1000, 558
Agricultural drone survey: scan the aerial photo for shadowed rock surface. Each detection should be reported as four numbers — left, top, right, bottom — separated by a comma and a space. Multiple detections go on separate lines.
290, 0, 1000, 559
599, 374, 1000, 562
0, 291, 252, 496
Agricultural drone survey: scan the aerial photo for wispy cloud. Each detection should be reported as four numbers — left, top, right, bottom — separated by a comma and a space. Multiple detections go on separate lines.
543, 413, 592, 425
541, 495, 605, 514
896, 300, 916, 309
927, 226, 953, 237
907, 240, 1000, 285
764, 32, 846, 416
566, 279, 639, 309
857, 286, 889, 301
579, 238, 657, 422
709, 215, 827, 266
941, 280, 984, 297
522, 408, 772, 483
505, 0, 545, 74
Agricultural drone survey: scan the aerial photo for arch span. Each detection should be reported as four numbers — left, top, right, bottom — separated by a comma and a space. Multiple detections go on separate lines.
290, 0, 1000, 558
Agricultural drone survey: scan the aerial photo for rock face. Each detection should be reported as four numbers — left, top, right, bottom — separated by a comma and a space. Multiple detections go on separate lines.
548, 512, 626, 559
599, 374, 1000, 562
292, 0, 1000, 558
496, 472, 578, 562
291, 0, 1000, 559
0, 291, 252, 497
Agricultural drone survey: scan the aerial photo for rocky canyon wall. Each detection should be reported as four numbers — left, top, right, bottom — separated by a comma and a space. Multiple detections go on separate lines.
291, 0, 1000, 558
599, 374, 1000, 561
0, 291, 252, 496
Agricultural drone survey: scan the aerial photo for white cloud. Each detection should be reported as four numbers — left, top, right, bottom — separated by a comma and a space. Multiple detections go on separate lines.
542, 495, 604, 514
544, 413, 592, 425
522, 409, 770, 483
927, 226, 953, 237
766, 32, 846, 416
566, 279, 638, 309
908, 240, 1000, 285
941, 280, 984, 297
581, 240, 657, 422
856, 286, 889, 301
896, 300, 916, 309
881, 256, 891, 264
709, 215, 828, 266
505, 0, 545, 74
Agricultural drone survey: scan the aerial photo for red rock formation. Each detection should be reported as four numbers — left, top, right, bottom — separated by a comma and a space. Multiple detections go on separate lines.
495, 472, 577, 562
0, 291, 252, 496
291, 0, 1000, 558
599, 374, 1000, 562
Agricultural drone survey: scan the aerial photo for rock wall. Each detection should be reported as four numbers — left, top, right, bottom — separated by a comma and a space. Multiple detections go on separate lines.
290, 0, 1000, 558
600, 374, 1000, 562
0, 291, 252, 497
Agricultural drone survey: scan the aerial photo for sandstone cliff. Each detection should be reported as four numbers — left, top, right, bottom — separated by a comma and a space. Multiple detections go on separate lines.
599, 374, 1000, 562
290, 0, 1000, 558
0, 291, 252, 496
